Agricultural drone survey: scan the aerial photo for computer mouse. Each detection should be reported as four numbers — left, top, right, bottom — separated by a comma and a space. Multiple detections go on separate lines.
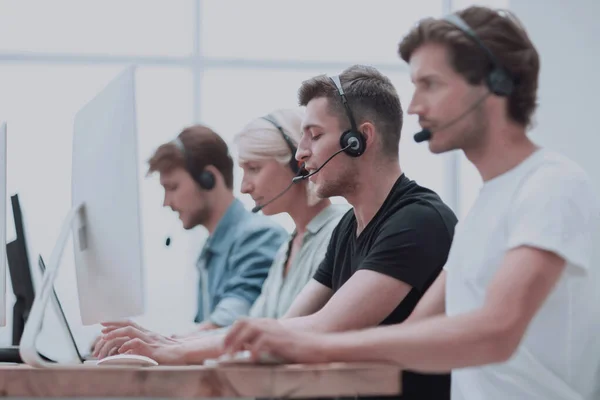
96, 354, 158, 367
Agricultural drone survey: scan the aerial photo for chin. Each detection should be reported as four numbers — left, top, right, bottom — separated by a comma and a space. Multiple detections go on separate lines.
261, 203, 285, 216
428, 138, 456, 154
315, 182, 341, 199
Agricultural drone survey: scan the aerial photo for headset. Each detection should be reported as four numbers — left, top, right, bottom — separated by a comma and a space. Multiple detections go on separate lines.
328, 75, 367, 157
261, 114, 305, 176
444, 13, 514, 97
171, 137, 216, 190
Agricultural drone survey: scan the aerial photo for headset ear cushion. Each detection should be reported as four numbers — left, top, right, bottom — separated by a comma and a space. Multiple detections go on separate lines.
340, 130, 366, 157
197, 170, 215, 190
488, 68, 514, 97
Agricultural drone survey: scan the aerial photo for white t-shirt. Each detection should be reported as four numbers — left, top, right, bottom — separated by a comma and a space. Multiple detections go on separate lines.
445, 148, 600, 400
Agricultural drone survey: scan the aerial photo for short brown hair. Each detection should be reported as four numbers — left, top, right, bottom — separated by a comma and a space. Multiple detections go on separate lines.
148, 125, 234, 189
298, 65, 403, 158
399, 6, 539, 127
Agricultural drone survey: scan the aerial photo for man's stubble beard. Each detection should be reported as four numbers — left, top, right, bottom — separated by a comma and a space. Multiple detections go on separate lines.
314, 163, 358, 199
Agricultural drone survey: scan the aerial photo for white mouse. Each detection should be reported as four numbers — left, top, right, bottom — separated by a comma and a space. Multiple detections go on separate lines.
96, 354, 158, 367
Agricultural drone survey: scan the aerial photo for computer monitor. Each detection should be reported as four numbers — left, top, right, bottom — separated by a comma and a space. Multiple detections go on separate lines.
1, 121, 6, 328
19, 66, 145, 367
1, 194, 58, 364
71, 65, 145, 325
6, 194, 35, 344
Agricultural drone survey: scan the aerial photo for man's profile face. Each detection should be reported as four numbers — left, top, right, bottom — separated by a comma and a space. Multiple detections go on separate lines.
297, 97, 358, 198
408, 42, 489, 154
160, 167, 210, 229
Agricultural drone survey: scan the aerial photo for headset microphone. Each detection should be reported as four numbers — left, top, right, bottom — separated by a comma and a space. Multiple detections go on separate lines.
252, 139, 357, 213
292, 139, 356, 183
413, 92, 491, 143
414, 129, 432, 143
164, 214, 183, 247
251, 180, 295, 213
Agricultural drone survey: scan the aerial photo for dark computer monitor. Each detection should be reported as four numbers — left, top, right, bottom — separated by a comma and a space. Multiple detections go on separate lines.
5, 194, 35, 345
1, 193, 53, 363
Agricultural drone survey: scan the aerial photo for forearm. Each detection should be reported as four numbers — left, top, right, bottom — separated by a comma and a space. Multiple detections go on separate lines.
404, 271, 446, 325
321, 310, 512, 373
279, 314, 327, 332
403, 299, 445, 325
282, 280, 333, 319
279, 311, 358, 333
178, 334, 226, 364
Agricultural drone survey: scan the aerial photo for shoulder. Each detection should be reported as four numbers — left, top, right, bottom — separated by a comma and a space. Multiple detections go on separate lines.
329, 206, 356, 238
514, 150, 598, 211
234, 209, 288, 245
322, 204, 352, 232
383, 187, 458, 235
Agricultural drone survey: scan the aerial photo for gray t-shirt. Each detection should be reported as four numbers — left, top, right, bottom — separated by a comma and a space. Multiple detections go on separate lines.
250, 203, 348, 319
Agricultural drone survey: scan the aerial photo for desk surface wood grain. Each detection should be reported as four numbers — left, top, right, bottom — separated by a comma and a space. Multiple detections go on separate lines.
0, 362, 402, 398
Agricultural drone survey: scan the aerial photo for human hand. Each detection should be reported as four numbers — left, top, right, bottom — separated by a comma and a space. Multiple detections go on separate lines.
118, 338, 187, 365
93, 320, 178, 359
222, 318, 328, 364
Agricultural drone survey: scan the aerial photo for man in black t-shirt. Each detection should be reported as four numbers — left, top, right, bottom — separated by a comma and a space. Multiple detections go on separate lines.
224, 65, 457, 400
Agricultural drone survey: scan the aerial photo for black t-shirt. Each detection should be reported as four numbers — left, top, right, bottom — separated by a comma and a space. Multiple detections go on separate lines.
314, 174, 457, 400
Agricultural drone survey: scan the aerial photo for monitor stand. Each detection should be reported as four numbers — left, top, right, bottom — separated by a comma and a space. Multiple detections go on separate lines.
18, 203, 83, 368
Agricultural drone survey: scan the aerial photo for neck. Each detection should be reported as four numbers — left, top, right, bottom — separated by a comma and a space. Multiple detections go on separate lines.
346, 160, 402, 235
204, 191, 235, 234
464, 122, 537, 182
288, 198, 331, 236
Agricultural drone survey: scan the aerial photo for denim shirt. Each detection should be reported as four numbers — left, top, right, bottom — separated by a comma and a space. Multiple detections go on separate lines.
194, 198, 287, 326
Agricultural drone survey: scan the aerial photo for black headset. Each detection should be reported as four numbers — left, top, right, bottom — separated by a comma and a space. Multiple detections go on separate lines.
261, 114, 305, 176
444, 14, 514, 97
328, 75, 367, 157
172, 137, 216, 190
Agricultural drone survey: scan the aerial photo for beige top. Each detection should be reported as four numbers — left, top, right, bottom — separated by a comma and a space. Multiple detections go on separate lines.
249, 204, 348, 319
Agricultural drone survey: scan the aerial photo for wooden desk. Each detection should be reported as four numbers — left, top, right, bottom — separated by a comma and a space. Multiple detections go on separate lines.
0, 363, 402, 398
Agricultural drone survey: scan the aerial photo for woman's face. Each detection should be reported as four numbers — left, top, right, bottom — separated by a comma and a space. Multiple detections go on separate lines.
240, 158, 297, 215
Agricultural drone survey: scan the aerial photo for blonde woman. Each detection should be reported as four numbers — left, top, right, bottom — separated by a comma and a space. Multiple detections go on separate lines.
235, 108, 348, 320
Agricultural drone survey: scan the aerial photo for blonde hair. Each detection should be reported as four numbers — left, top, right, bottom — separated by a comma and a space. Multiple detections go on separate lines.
234, 108, 304, 165
234, 108, 320, 205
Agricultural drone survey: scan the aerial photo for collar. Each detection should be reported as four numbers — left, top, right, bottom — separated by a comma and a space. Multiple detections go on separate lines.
204, 198, 248, 253
306, 204, 347, 236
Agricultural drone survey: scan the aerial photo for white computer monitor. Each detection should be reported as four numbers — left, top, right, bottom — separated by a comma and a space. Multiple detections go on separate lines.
20, 66, 145, 367
71, 66, 145, 325
0, 122, 7, 328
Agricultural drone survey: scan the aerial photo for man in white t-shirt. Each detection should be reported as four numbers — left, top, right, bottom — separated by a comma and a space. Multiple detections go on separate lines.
221, 6, 600, 400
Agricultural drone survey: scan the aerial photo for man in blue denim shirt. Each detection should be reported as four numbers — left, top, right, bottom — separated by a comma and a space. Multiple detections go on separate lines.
148, 125, 287, 332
